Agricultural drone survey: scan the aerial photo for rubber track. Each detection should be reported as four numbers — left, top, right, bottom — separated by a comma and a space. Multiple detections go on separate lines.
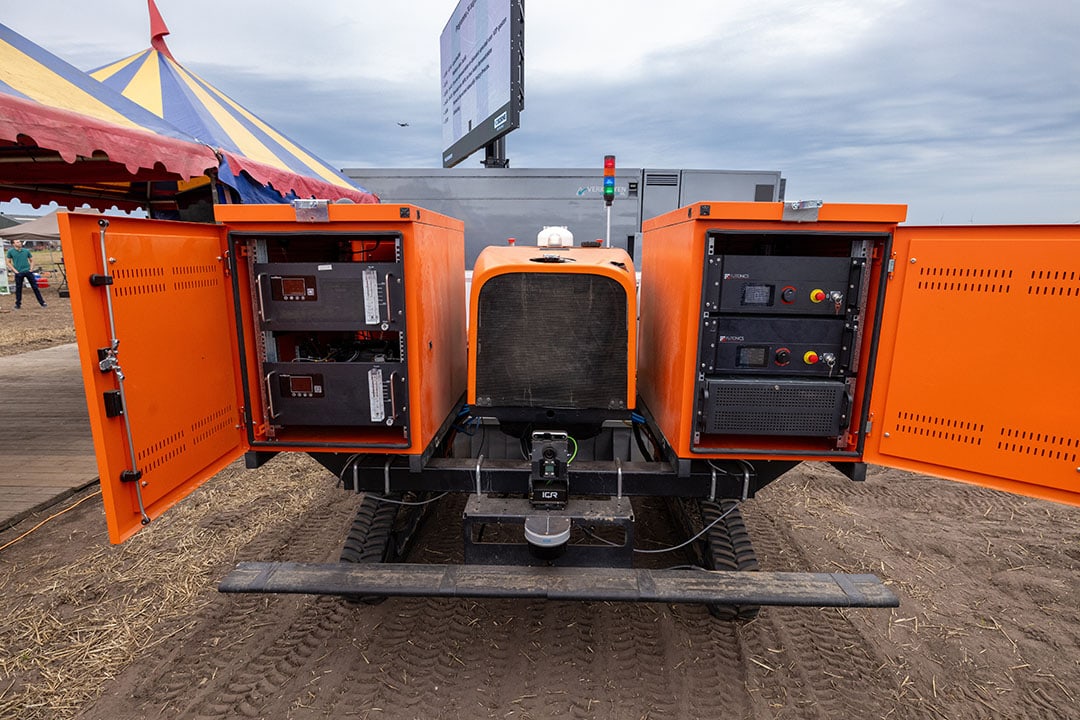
339, 495, 399, 603
700, 499, 760, 621
340, 495, 399, 564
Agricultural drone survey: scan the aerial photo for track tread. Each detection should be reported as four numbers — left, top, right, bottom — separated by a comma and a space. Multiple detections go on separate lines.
339, 495, 400, 603
700, 499, 760, 621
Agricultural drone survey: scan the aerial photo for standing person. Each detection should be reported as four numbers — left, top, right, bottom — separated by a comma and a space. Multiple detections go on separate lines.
5, 239, 47, 309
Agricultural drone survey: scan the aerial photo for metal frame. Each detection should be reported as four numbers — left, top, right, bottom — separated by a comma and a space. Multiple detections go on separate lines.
321, 454, 800, 501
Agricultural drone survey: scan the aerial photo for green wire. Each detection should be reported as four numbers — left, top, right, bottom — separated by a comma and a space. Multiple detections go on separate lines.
567, 435, 578, 464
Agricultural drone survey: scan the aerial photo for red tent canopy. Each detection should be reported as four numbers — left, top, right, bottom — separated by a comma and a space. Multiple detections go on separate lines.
0, 16, 375, 213
0, 92, 218, 211
0, 21, 223, 212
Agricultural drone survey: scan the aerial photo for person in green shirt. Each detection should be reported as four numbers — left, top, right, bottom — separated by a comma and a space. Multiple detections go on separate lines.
5, 239, 47, 309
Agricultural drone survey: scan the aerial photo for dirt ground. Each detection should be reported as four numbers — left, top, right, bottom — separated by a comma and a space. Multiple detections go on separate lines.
1, 297, 1078, 720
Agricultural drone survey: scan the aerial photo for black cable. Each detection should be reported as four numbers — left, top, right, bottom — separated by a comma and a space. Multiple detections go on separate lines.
632, 422, 654, 462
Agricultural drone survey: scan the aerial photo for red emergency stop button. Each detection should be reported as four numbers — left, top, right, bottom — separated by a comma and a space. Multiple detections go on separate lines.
804, 351, 820, 365
810, 289, 826, 303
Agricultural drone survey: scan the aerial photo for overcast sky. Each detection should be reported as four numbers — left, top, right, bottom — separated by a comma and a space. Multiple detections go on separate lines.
4, 0, 1079, 224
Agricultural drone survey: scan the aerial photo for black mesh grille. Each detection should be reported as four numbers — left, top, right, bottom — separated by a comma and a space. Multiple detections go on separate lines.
475, 272, 628, 409
703, 379, 846, 436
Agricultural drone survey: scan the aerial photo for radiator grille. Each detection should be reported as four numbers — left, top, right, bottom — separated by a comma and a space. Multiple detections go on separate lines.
703, 379, 846, 436
475, 272, 628, 409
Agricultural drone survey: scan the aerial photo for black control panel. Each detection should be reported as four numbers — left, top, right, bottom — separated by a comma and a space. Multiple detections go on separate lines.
704, 255, 862, 316
265, 362, 408, 426
701, 316, 853, 377
245, 232, 411, 429
255, 261, 405, 332
694, 233, 876, 439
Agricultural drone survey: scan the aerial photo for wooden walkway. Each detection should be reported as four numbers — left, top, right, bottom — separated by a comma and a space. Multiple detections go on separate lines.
0, 343, 98, 530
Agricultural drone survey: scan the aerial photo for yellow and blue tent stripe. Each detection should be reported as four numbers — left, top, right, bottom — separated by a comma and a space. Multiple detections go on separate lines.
92, 49, 360, 192
0, 23, 200, 142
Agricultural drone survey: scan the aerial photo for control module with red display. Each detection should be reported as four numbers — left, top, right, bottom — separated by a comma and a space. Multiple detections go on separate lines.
249, 232, 410, 429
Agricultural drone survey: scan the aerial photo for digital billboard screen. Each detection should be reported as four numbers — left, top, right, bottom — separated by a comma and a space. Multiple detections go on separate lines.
440, 0, 524, 168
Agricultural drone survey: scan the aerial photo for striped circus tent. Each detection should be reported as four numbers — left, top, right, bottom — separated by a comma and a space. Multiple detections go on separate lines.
91, 1, 376, 204
0, 21, 218, 212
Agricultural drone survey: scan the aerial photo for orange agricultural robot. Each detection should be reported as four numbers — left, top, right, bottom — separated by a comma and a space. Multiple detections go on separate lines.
59, 199, 1080, 617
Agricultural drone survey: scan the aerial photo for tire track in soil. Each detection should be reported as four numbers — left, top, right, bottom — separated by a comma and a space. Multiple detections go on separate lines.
188, 596, 349, 719
768, 470, 1080, 720
311, 493, 525, 720
293, 491, 765, 718
399, 494, 518, 718
368, 495, 494, 716
237, 480, 362, 564
666, 603, 755, 719
317, 596, 529, 720
541, 498, 689, 719
178, 481, 363, 717
493, 495, 721, 720
166, 472, 364, 718
405, 495, 544, 718
354, 597, 447, 718
186, 485, 408, 719
596, 604, 682, 718
756, 606, 898, 720
509, 600, 614, 719
688, 501, 799, 718
406, 494, 638, 718
81, 468, 924, 719
320, 493, 684, 719
733, 497, 904, 719
781, 464, 1080, 720
78, 469, 363, 718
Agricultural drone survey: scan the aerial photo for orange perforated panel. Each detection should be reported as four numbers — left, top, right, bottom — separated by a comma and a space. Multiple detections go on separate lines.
59, 213, 245, 543
63, 204, 467, 544
867, 225, 1080, 505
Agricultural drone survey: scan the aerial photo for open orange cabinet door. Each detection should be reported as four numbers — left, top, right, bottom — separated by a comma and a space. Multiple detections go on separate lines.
865, 224, 1080, 506
59, 213, 248, 543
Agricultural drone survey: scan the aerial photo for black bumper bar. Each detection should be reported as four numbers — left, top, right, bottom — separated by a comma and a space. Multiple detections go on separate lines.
220, 562, 899, 608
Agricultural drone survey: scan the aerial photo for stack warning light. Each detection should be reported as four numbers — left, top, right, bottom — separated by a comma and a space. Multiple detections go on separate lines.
603, 155, 616, 206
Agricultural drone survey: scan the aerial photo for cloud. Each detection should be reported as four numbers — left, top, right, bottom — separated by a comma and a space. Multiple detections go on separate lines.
3, 0, 1078, 223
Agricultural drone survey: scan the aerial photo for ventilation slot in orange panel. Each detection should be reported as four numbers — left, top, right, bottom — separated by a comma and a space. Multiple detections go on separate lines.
172, 264, 221, 292
113, 267, 167, 297
191, 405, 235, 446
137, 430, 188, 476
1027, 269, 1080, 296
894, 411, 984, 445
915, 265, 1012, 293
997, 427, 1079, 464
